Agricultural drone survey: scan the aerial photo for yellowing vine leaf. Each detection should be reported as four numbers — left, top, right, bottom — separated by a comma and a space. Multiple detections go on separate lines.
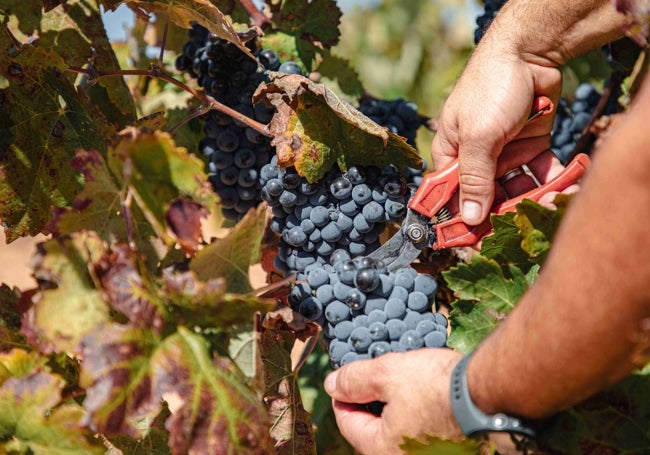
107, 127, 217, 246
100, 0, 255, 59
22, 233, 110, 356
190, 204, 267, 294
254, 74, 422, 182
0, 350, 104, 454
80, 325, 274, 453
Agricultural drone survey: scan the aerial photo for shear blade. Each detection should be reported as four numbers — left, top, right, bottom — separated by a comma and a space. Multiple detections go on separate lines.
367, 228, 426, 273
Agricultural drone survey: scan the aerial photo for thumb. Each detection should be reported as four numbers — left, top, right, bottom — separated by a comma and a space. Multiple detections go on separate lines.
457, 146, 498, 226
324, 359, 386, 404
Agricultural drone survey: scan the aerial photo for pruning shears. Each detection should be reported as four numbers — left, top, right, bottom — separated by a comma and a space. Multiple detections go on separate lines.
369, 96, 591, 271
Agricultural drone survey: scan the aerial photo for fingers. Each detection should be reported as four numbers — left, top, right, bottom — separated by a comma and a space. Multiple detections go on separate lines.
324, 356, 390, 404
331, 400, 392, 454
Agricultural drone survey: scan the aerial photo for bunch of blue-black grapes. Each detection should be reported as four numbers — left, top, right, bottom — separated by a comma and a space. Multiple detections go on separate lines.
260, 159, 413, 273
175, 24, 302, 221
473, 0, 508, 44
358, 97, 427, 186
290, 250, 448, 369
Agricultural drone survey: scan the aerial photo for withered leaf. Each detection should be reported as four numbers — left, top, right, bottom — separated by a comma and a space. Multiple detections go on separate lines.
165, 198, 209, 255
253, 74, 422, 182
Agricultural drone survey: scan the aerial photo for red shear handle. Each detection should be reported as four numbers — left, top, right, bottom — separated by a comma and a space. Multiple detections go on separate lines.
433, 153, 590, 250
408, 160, 459, 218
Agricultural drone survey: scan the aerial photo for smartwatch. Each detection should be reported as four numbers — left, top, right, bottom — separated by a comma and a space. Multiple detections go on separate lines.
450, 353, 537, 439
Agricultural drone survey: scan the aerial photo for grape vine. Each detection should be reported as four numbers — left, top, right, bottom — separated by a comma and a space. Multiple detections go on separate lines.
0, 0, 647, 453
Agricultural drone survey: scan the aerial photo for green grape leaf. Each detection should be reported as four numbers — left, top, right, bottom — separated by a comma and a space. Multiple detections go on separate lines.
480, 212, 532, 271
481, 197, 570, 270
189, 204, 267, 294
258, 310, 318, 453
260, 32, 301, 65
254, 74, 422, 182
161, 269, 273, 331
3, 0, 135, 127
540, 374, 650, 454
400, 435, 488, 454
48, 150, 131, 241
269, 0, 342, 50
22, 233, 110, 356
107, 128, 217, 244
444, 255, 538, 354
0, 43, 117, 242
0, 356, 104, 454
316, 50, 364, 97
100, 0, 255, 60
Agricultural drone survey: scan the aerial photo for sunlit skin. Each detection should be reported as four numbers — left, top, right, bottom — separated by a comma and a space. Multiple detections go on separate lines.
324, 2, 650, 454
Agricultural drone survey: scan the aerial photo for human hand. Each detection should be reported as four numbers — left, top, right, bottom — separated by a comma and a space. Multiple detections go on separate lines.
324, 348, 465, 455
431, 32, 562, 226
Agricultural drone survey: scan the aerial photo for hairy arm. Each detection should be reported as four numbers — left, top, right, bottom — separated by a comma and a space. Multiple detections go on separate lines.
432, 0, 627, 226
468, 74, 650, 418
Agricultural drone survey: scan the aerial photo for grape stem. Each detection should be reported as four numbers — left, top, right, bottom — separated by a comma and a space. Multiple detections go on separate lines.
66, 66, 272, 137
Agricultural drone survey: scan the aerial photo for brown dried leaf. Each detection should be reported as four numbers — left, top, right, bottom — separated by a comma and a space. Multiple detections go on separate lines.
94, 244, 166, 332
165, 198, 208, 255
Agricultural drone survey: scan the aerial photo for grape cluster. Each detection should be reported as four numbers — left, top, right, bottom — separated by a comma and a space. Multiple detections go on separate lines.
260, 159, 411, 273
473, 0, 508, 44
550, 82, 614, 164
289, 251, 447, 369
358, 97, 427, 186
176, 24, 302, 221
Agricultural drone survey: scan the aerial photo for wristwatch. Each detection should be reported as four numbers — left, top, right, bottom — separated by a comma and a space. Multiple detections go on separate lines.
450, 353, 537, 439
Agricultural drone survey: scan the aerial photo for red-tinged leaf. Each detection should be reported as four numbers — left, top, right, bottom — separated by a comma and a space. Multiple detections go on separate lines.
161, 269, 273, 331
22, 233, 110, 356
107, 127, 216, 244
165, 198, 209, 255
99, 0, 255, 60
190, 204, 267, 294
253, 74, 422, 182
48, 149, 133, 240
80, 323, 161, 438
94, 244, 167, 331
153, 327, 273, 454
0, 42, 117, 241
257, 312, 318, 453
0, 358, 104, 454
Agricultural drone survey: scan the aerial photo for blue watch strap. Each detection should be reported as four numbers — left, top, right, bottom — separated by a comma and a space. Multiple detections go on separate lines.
450, 354, 537, 439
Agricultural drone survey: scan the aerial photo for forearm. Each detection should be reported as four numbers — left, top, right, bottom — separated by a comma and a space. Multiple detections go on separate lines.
484, 0, 627, 66
467, 76, 650, 419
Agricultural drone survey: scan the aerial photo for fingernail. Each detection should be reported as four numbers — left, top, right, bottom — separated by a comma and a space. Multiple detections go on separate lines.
324, 371, 338, 395
462, 200, 482, 223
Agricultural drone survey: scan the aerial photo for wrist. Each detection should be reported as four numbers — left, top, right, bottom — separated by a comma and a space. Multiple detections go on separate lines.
483, 0, 626, 67
450, 352, 536, 438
